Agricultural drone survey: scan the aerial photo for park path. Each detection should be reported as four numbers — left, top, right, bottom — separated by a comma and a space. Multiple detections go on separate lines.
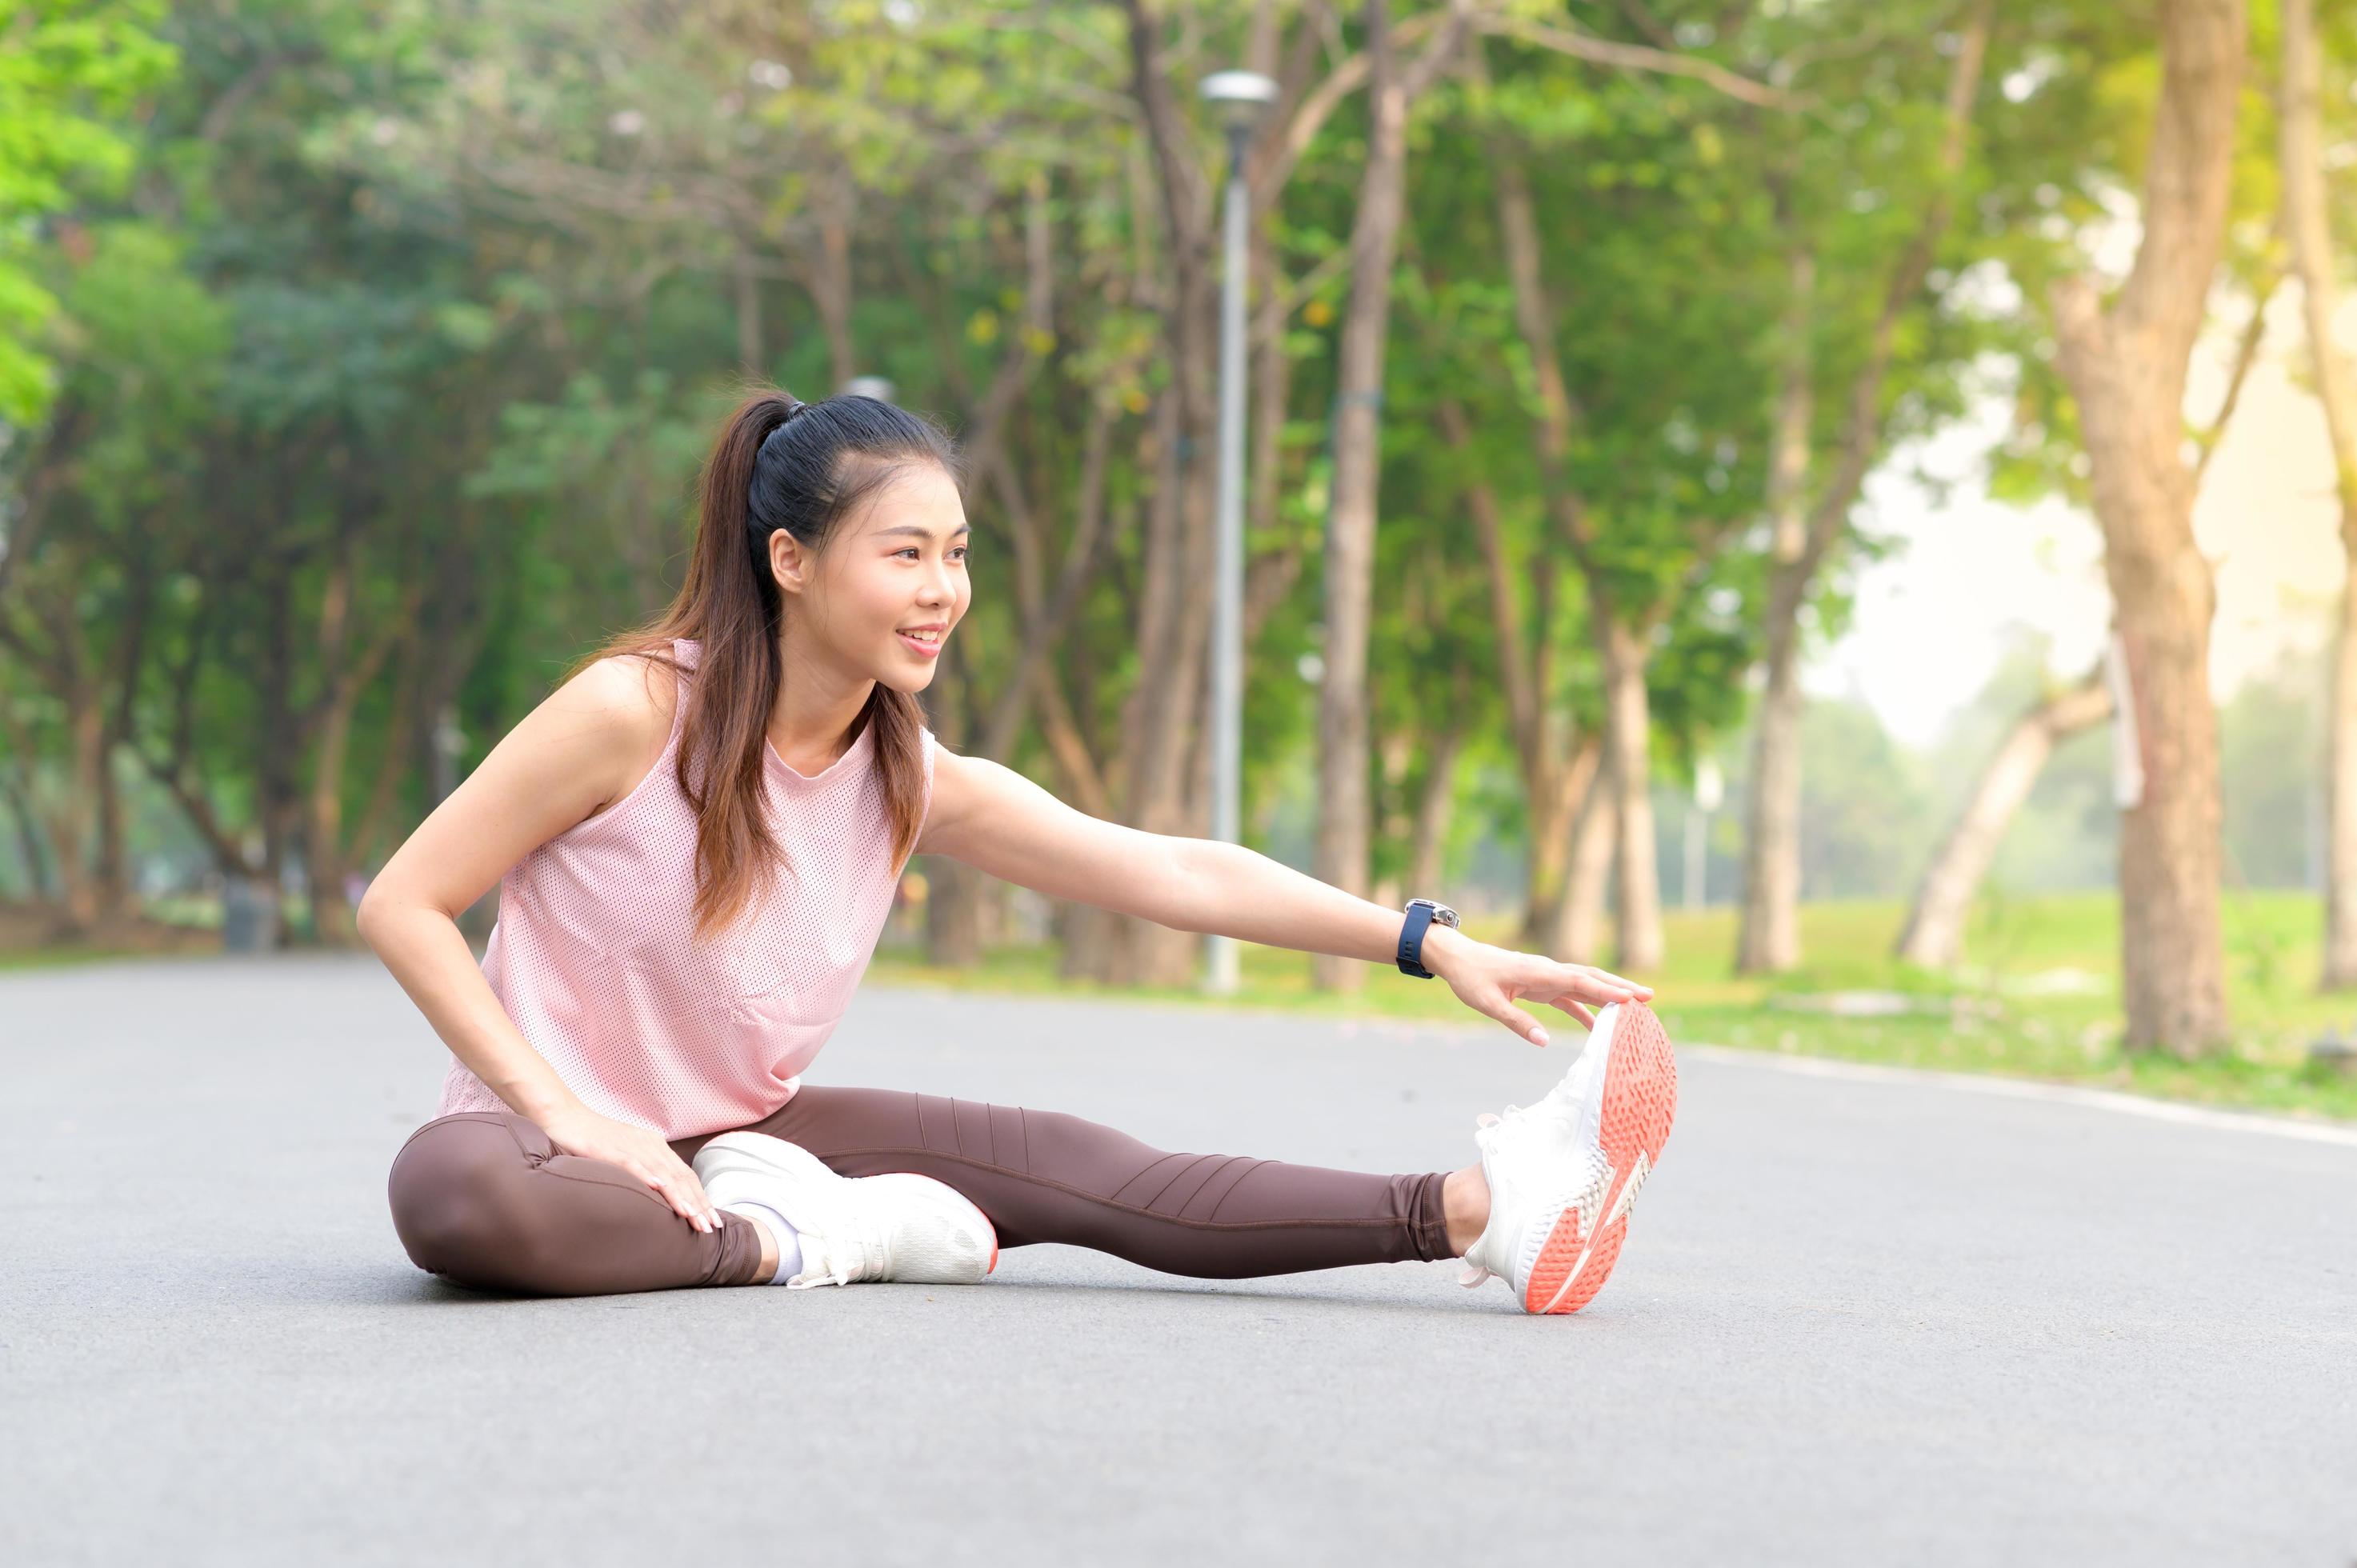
3, 954, 2351, 1566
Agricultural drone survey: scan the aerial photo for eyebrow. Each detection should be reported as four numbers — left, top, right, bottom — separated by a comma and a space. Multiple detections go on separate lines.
874, 523, 972, 540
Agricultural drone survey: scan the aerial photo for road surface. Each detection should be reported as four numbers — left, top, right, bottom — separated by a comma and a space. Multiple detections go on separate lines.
3, 954, 2351, 1566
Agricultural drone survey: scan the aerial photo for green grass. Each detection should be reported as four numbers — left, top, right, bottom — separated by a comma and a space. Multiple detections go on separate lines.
10, 886, 2352, 1123
866, 890, 2357, 1125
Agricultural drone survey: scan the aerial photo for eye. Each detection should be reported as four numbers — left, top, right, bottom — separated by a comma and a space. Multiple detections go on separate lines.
896, 545, 970, 561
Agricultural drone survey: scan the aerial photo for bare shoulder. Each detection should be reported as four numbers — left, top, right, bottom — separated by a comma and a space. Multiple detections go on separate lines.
358, 648, 682, 925
558, 650, 679, 818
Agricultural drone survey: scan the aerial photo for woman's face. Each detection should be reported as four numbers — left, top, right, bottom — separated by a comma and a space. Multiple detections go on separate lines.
772, 460, 970, 694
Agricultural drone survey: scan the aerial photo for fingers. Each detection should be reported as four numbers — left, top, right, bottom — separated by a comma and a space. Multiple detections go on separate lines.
1569, 963, 1653, 1002
642, 1160, 721, 1234
1483, 994, 1550, 1047
1563, 1000, 1597, 1030
673, 1160, 721, 1232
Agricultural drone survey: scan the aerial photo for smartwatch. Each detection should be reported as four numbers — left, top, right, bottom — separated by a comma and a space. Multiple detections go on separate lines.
1396, 897, 1460, 979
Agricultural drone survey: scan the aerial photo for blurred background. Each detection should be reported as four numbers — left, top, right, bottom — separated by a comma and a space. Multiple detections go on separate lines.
2, 0, 2351, 1115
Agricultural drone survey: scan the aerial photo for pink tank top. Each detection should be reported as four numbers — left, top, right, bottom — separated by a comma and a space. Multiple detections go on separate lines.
433, 636, 934, 1139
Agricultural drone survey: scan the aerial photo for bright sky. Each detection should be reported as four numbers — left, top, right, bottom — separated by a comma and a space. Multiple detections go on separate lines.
1808, 286, 2351, 748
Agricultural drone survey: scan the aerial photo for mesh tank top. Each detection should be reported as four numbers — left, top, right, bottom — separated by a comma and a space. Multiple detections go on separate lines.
433, 636, 935, 1139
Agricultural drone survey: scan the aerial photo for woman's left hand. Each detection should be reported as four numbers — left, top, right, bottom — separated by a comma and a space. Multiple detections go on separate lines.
1421, 926, 1653, 1047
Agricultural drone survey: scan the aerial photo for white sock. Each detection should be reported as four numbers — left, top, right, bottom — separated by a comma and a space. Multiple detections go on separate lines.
722, 1201, 804, 1284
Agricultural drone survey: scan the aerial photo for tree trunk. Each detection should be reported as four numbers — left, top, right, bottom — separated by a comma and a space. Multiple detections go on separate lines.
92, 552, 154, 921
1405, 697, 1468, 898
1311, 0, 1415, 996
1596, 611, 1663, 970
1435, 394, 1590, 947
810, 173, 856, 390
2048, 0, 2243, 1057
1114, 5, 1227, 991
41, 678, 105, 935
2331, 580, 2357, 986
1735, 0, 1993, 974
2280, 0, 2357, 988
1736, 238, 1815, 975
1895, 665, 2113, 967
1520, 741, 1597, 950
0, 761, 52, 901
1547, 758, 1616, 961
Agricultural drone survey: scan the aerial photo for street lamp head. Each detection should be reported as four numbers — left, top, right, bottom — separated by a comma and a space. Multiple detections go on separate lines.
1199, 70, 1279, 133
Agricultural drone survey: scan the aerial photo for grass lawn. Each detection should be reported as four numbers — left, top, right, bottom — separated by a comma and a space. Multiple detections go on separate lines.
865, 890, 2357, 1125
8, 888, 2351, 1122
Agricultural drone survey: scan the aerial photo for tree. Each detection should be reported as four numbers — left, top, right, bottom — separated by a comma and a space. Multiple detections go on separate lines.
2047, 0, 2246, 1056
0, 1, 174, 426
1896, 658, 2111, 966
2279, 0, 2357, 988
1308, 0, 1466, 993
1735, 0, 1995, 975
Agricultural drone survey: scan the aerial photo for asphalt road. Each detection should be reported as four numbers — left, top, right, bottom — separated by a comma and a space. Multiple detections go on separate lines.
4, 953, 2351, 1566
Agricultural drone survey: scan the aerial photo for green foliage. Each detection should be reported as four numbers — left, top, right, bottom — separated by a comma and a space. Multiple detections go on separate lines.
1, 0, 2336, 1001
0, 0, 176, 420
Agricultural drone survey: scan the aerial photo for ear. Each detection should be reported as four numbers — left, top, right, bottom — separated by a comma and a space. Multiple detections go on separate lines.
766, 527, 812, 598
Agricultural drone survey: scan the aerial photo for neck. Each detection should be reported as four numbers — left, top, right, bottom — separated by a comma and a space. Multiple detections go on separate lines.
767, 631, 875, 772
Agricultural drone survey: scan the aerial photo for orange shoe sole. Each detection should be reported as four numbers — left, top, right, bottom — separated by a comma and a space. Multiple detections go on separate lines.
1522, 1001, 1678, 1314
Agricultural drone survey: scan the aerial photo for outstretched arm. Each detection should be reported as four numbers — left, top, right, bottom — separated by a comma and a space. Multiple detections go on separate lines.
917, 747, 1651, 1046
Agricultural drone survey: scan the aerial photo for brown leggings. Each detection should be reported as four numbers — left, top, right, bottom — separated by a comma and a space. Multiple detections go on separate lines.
387, 1082, 1457, 1296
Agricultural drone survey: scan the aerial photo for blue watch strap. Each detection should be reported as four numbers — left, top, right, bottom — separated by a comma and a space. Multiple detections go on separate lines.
1397, 902, 1439, 979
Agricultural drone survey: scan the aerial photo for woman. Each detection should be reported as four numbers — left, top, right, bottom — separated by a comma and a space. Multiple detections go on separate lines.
364, 387, 1678, 1315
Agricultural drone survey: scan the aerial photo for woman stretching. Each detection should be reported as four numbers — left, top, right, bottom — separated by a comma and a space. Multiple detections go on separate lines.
363, 388, 1679, 1316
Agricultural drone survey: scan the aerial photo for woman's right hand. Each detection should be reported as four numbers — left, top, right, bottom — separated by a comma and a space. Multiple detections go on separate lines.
538, 1102, 722, 1233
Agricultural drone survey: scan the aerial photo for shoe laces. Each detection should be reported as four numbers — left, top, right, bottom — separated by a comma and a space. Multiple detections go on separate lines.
1455, 1089, 1591, 1290
784, 1189, 893, 1289
1455, 1105, 1523, 1289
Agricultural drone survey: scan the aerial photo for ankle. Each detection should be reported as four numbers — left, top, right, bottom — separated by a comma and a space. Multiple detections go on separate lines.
746, 1214, 780, 1283
1443, 1165, 1490, 1257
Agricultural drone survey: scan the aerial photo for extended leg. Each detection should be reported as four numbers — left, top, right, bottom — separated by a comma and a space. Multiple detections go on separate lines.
675, 1084, 1456, 1280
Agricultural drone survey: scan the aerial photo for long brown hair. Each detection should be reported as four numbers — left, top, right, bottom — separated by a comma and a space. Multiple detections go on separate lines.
568, 382, 966, 942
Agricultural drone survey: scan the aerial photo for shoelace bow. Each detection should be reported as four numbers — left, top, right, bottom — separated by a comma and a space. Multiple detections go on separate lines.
788, 1206, 892, 1289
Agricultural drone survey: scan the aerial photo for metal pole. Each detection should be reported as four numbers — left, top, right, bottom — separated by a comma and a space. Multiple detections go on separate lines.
1205, 126, 1250, 995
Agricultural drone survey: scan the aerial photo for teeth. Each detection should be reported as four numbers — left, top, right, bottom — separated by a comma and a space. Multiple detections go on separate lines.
901, 629, 939, 642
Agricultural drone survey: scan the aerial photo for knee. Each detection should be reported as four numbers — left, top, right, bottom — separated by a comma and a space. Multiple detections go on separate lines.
386, 1115, 546, 1289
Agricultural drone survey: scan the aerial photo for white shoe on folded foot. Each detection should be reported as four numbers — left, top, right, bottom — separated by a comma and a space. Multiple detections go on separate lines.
1455, 1000, 1679, 1315
692, 1130, 998, 1289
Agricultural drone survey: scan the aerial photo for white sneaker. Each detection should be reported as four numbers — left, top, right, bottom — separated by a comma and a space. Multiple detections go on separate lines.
692, 1131, 998, 1289
1455, 1000, 1678, 1314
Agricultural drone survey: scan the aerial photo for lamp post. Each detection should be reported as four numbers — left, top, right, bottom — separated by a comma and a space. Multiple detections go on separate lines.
1198, 69, 1278, 996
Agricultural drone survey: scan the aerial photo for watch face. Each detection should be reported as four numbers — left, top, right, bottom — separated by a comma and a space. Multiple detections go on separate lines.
1434, 904, 1459, 926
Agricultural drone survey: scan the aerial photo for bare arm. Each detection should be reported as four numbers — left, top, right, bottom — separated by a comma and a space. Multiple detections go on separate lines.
918, 749, 1651, 1046
355, 654, 723, 1230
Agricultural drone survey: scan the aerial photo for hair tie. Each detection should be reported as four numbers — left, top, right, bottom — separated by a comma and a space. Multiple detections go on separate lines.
754, 398, 805, 457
